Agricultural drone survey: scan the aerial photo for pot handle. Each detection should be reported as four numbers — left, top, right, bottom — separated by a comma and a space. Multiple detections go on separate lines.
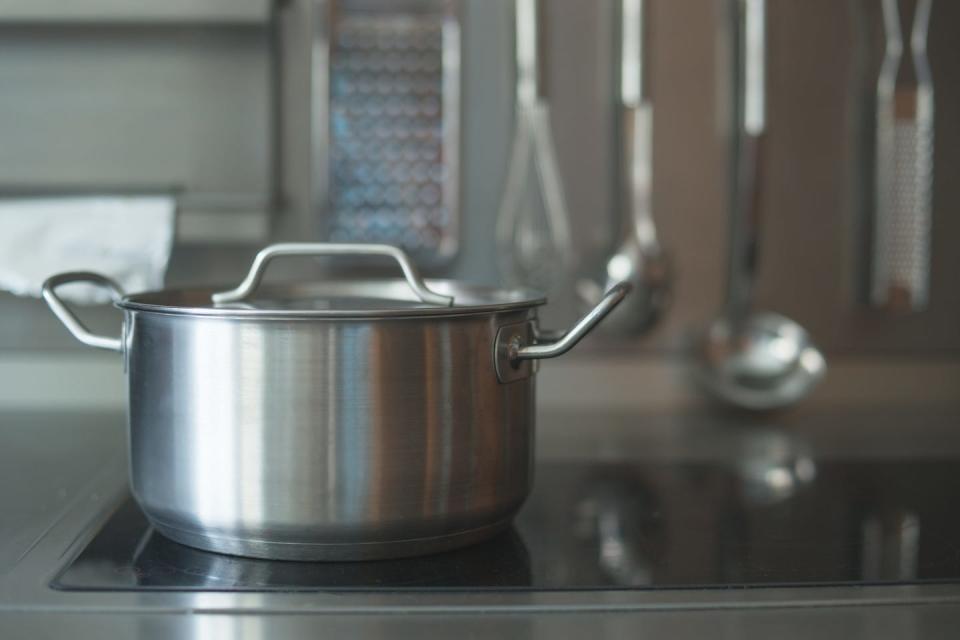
41, 272, 125, 353
518, 282, 631, 360
211, 243, 454, 306
496, 282, 630, 383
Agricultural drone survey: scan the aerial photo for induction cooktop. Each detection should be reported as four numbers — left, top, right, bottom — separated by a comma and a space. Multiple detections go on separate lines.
53, 458, 960, 592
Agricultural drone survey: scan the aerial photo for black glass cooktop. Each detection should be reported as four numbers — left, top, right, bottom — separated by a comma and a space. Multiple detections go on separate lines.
53, 457, 960, 592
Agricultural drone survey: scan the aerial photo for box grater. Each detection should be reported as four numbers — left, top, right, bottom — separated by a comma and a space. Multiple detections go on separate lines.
322, 0, 460, 267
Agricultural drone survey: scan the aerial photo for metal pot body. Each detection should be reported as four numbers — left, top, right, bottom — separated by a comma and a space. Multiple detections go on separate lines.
42, 243, 629, 561
126, 307, 536, 561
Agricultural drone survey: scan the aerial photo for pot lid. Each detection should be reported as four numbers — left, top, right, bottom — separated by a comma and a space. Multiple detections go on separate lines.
120, 244, 545, 318
121, 279, 544, 318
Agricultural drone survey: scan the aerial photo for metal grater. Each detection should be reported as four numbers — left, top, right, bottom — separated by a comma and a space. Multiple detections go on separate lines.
872, 0, 934, 311
324, 0, 460, 267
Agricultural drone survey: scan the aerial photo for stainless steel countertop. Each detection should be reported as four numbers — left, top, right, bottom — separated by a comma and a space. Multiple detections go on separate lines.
2, 407, 960, 638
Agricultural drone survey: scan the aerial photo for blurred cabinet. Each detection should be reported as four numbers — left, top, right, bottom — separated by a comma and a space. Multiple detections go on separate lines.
0, 0, 276, 244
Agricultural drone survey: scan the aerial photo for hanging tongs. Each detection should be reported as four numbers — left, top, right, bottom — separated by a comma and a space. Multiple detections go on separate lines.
496, 0, 573, 292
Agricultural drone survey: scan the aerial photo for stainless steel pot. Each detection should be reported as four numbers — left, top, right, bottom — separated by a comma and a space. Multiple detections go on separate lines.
43, 243, 628, 561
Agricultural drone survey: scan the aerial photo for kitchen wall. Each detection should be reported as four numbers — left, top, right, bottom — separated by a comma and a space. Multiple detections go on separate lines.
0, 0, 957, 411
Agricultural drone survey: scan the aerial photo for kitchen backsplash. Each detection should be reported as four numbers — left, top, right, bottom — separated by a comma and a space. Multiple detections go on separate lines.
0, 0, 958, 359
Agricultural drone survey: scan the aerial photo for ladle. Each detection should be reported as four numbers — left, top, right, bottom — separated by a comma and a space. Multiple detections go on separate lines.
697, 0, 825, 410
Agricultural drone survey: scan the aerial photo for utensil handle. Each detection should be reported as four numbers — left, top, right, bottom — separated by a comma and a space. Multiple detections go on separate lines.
211, 243, 454, 306
724, 0, 765, 327
518, 282, 631, 360
41, 272, 125, 353
621, 104, 658, 249
620, 0, 648, 106
741, 0, 765, 136
515, 0, 546, 104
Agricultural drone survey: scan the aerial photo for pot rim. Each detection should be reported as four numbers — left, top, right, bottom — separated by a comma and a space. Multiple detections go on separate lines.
118, 279, 547, 319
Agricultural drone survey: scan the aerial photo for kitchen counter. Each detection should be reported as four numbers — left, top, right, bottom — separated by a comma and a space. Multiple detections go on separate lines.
2, 407, 960, 639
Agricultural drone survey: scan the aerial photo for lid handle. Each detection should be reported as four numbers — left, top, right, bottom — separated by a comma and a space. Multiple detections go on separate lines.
211, 243, 454, 307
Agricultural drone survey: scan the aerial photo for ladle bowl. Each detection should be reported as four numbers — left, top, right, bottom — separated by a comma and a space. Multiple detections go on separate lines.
697, 312, 826, 411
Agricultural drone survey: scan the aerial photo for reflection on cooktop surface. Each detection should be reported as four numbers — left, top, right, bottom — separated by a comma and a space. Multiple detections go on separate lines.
53, 457, 960, 592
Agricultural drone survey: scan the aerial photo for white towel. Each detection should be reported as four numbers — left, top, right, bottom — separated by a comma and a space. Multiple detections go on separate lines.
0, 196, 175, 304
